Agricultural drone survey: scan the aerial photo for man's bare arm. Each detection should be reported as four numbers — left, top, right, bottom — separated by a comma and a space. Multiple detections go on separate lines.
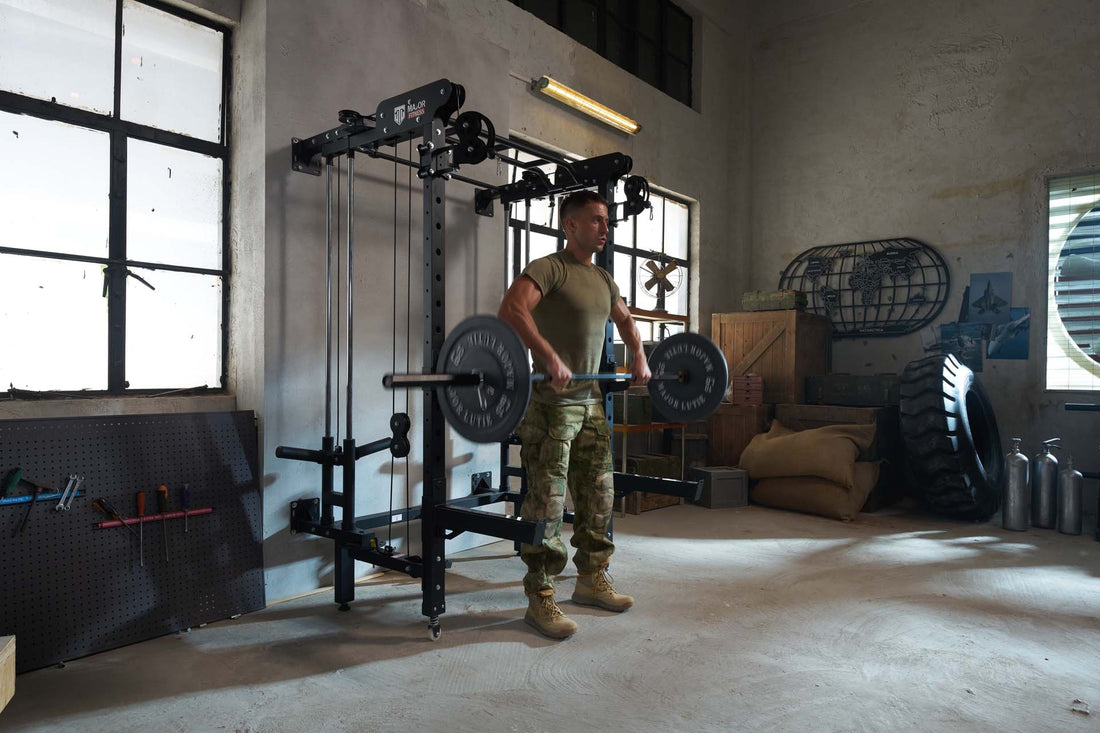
498, 276, 571, 389
610, 297, 651, 386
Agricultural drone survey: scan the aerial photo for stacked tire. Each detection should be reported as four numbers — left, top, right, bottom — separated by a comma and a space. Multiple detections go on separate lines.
899, 354, 1004, 520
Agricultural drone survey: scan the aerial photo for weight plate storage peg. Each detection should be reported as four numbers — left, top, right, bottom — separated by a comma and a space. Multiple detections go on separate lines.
647, 332, 729, 422
435, 315, 532, 444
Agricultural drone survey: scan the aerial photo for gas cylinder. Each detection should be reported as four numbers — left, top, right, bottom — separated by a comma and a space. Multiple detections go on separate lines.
1057, 452, 1083, 535
1002, 437, 1029, 531
1031, 438, 1060, 529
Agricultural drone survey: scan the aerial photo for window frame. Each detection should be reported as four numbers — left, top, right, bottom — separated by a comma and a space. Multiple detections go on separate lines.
1046, 172, 1100, 392
0, 0, 232, 395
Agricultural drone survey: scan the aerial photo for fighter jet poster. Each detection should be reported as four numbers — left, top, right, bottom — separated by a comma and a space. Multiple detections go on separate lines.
966, 271, 1012, 325
987, 307, 1030, 360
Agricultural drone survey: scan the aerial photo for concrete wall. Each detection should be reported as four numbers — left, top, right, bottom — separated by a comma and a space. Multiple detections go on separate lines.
748, 0, 1100, 515
257, 0, 749, 600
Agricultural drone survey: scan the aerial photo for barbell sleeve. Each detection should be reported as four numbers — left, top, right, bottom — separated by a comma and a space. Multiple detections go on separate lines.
382, 373, 483, 389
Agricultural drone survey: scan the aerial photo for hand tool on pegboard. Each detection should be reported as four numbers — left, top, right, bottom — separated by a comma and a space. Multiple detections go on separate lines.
156, 485, 170, 561
1, 468, 21, 501
92, 498, 139, 540
55, 475, 78, 511
63, 475, 83, 510
10, 473, 57, 537
136, 491, 146, 568
182, 484, 190, 533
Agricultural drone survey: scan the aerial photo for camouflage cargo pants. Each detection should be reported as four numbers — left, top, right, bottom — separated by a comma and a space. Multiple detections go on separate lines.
517, 401, 615, 595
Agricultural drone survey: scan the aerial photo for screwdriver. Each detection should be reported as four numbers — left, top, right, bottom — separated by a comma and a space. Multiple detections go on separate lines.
1, 467, 22, 500
182, 484, 190, 533
156, 485, 169, 561
13, 484, 43, 537
136, 491, 146, 567
93, 497, 139, 539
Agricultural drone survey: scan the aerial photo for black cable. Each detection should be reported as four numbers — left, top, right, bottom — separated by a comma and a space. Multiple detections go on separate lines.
335, 156, 342, 445
405, 138, 413, 548
388, 149, 398, 550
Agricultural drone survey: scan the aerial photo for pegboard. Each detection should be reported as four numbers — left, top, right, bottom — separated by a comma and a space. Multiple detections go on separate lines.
0, 411, 264, 673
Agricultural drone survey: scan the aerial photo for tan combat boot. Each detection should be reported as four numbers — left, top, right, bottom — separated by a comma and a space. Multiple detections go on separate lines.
524, 588, 578, 639
572, 564, 634, 612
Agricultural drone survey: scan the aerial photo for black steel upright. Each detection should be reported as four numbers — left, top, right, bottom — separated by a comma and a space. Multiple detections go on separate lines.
421, 121, 449, 623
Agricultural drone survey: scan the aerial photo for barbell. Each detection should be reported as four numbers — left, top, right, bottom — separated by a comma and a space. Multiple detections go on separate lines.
381, 316, 729, 443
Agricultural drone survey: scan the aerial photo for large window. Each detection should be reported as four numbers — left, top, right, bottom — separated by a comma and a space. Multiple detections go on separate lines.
0, 0, 229, 394
505, 148, 691, 344
1047, 173, 1100, 391
508, 0, 693, 107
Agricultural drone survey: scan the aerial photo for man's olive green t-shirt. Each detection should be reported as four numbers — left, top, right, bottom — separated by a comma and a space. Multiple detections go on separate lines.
522, 250, 620, 405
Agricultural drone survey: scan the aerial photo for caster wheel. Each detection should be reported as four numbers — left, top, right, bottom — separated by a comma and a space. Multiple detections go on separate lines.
338, 603, 350, 612
428, 618, 442, 641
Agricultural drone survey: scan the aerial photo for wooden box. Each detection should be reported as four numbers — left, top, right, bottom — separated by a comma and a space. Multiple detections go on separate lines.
706, 403, 774, 466
773, 404, 904, 511
623, 454, 682, 514
712, 311, 832, 404
741, 289, 807, 312
805, 373, 900, 407
1, 636, 13, 713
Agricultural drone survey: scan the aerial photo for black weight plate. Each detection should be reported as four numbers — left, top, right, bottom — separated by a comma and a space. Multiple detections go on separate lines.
648, 333, 729, 422
436, 315, 532, 444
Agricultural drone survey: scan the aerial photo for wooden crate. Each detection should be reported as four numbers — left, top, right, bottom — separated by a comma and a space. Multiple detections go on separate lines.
706, 403, 774, 466
773, 404, 904, 511
741, 289, 807, 312
1, 636, 13, 714
623, 454, 682, 514
712, 311, 832, 404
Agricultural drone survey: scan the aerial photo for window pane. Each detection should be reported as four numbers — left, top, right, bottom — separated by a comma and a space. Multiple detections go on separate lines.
524, 0, 560, 27
663, 197, 689, 259
614, 251, 633, 306
0, 0, 115, 114
664, 56, 691, 105
634, 257, 659, 312
126, 269, 221, 388
121, 0, 223, 141
636, 196, 664, 254
0, 112, 110, 258
562, 0, 598, 52
637, 37, 660, 87
665, 4, 692, 62
0, 255, 108, 390
638, 0, 659, 38
667, 264, 688, 316
528, 231, 558, 262
529, 195, 557, 229
606, 17, 631, 70
127, 139, 222, 270
613, 216, 634, 247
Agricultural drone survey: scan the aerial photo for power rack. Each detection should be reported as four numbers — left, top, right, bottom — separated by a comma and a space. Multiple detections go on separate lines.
280, 79, 700, 639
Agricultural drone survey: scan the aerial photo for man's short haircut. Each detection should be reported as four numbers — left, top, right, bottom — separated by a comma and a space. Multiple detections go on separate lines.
559, 190, 608, 228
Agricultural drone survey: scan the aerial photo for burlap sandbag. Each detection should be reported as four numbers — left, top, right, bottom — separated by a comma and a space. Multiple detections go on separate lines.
750, 463, 881, 521
739, 420, 876, 489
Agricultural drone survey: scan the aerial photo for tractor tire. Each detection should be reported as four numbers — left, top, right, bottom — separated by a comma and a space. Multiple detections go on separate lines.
899, 354, 1004, 520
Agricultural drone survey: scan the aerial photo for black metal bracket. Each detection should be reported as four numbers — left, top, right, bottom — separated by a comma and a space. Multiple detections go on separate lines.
613, 472, 704, 502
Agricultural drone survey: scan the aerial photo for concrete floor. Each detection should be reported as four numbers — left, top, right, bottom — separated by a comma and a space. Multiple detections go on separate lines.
3, 503, 1099, 732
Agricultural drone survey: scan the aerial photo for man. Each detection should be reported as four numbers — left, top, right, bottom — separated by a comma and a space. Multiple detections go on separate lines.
498, 190, 651, 640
